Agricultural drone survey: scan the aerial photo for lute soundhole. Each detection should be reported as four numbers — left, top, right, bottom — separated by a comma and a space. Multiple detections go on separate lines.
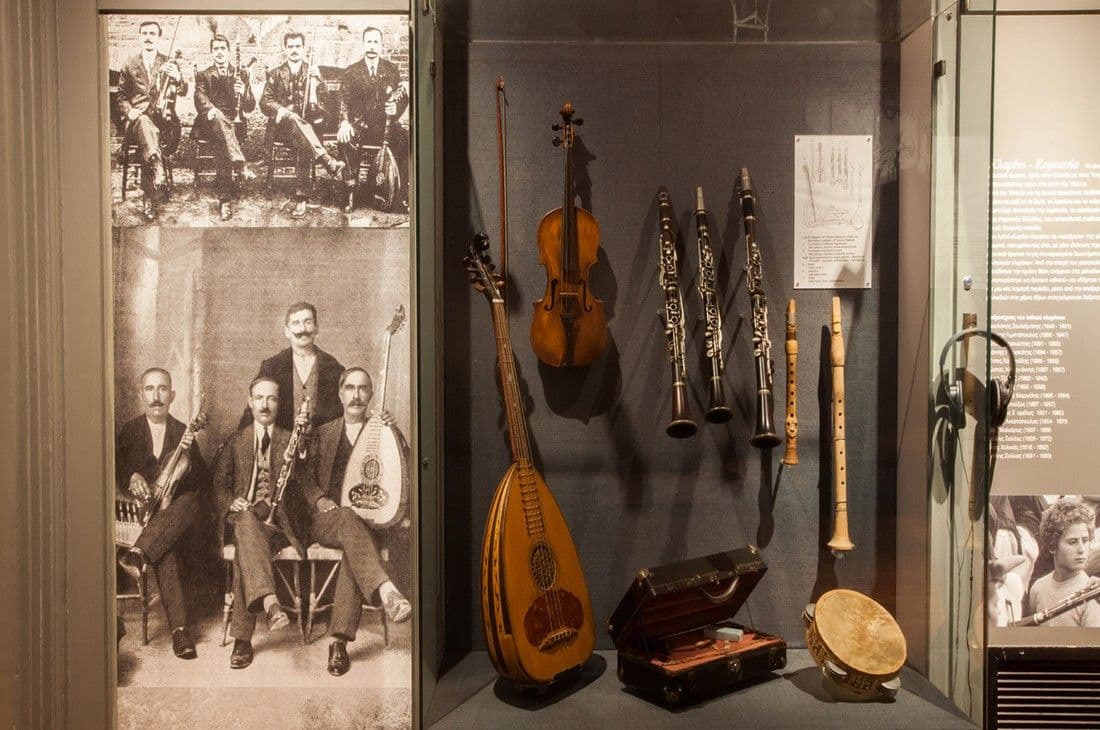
349, 456, 388, 509
529, 540, 558, 590
524, 541, 582, 651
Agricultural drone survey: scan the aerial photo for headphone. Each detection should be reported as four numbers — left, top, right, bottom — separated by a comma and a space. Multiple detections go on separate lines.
938, 328, 1016, 431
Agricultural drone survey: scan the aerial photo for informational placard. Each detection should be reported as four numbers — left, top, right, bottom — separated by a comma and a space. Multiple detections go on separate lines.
987, 15, 1100, 649
793, 135, 873, 289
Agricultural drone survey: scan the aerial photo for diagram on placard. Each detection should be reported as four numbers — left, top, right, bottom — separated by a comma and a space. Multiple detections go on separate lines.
794, 135, 873, 289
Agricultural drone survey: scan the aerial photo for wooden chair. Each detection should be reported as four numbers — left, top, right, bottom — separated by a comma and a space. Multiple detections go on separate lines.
731, 0, 771, 42
220, 543, 308, 646
303, 544, 389, 645
115, 498, 151, 645
119, 142, 174, 200
264, 118, 319, 192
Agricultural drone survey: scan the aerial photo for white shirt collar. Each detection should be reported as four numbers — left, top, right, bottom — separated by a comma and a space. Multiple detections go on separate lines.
293, 351, 316, 382
288, 60, 303, 74
344, 419, 365, 444
146, 416, 167, 458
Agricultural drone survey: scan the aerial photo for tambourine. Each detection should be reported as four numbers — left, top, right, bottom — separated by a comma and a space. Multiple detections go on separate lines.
802, 589, 907, 701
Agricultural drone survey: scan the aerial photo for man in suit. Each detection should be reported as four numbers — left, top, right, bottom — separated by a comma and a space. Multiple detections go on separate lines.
194, 33, 257, 221
242, 301, 344, 432
306, 367, 411, 676
335, 26, 409, 213
116, 367, 208, 659
260, 30, 347, 219
115, 20, 186, 222
214, 377, 312, 669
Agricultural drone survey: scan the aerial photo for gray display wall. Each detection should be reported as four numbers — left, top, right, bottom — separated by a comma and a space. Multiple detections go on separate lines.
440, 6, 901, 658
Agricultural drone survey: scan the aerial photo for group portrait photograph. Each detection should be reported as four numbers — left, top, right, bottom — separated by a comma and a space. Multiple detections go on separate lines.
106, 13, 411, 229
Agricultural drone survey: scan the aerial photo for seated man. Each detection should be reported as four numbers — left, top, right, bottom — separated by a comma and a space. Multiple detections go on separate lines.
116, 367, 208, 659
1028, 497, 1100, 627
214, 377, 311, 669
260, 30, 347, 219
307, 367, 411, 676
115, 20, 186, 221
335, 26, 409, 214
194, 33, 256, 221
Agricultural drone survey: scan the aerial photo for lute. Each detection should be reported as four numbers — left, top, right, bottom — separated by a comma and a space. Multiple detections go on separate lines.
340, 305, 410, 528
466, 234, 595, 684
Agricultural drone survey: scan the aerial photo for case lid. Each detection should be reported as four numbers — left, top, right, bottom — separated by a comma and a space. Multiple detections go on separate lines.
607, 545, 767, 647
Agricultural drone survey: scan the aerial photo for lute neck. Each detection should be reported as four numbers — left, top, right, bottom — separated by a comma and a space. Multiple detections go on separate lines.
490, 298, 532, 465
374, 329, 394, 417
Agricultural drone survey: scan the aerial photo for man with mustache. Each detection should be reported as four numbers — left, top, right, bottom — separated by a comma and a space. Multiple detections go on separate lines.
242, 301, 344, 432
115, 367, 208, 659
335, 26, 409, 213
260, 30, 347, 219
194, 33, 257, 221
215, 377, 313, 669
306, 367, 410, 675
115, 20, 186, 222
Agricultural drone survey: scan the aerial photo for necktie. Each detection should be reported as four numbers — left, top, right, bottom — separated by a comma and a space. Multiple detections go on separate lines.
260, 428, 271, 455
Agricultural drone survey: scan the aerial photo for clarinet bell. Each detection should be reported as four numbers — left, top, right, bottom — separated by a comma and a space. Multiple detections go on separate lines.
704, 376, 733, 424
666, 383, 698, 439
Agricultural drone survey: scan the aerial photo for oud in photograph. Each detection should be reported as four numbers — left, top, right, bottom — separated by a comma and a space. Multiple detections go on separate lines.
215, 378, 311, 670
115, 367, 209, 659
260, 29, 348, 220
531, 102, 607, 368
305, 365, 412, 676
657, 188, 697, 439
193, 33, 257, 221
737, 168, 781, 448
115, 18, 186, 222
466, 234, 595, 685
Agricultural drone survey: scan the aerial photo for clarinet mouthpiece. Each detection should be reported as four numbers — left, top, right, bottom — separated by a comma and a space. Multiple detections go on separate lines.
695, 186, 705, 212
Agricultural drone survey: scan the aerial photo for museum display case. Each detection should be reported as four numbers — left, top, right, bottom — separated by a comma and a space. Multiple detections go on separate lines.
6, 1, 1100, 728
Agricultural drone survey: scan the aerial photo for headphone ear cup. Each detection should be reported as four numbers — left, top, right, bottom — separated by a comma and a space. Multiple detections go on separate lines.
946, 382, 966, 430
990, 379, 1010, 427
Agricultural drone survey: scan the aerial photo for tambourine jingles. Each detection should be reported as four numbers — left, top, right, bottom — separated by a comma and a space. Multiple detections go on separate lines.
802, 589, 907, 700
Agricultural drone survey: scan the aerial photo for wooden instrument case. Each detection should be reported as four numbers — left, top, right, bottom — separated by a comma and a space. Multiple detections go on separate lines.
608, 545, 786, 706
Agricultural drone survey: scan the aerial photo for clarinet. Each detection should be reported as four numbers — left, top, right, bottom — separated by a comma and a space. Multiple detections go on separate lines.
232, 41, 243, 124
263, 397, 311, 527
658, 188, 697, 438
737, 168, 781, 448
694, 187, 732, 424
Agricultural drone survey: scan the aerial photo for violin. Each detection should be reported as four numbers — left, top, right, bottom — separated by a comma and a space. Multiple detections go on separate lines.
151, 49, 184, 155
530, 102, 607, 367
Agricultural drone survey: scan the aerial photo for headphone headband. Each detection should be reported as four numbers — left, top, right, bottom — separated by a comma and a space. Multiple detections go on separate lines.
938, 328, 1016, 393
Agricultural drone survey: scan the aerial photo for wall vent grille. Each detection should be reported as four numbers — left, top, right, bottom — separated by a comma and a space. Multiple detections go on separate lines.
988, 648, 1100, 729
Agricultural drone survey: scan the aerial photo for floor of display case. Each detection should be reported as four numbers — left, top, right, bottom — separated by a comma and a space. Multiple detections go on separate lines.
426, 650, 977, 729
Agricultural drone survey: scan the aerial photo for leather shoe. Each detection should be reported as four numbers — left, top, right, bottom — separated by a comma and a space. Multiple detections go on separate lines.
171, 626, 197, 660
266, 602, 290, 632
219, 200, 233, 221
141, 196, 157, 222
291, 198, 307, 219
382, 590, 412, 623
118, 547, 146, 583
327, 640, 350, 676
230, 639, 253, 669
237, 163, 257, 183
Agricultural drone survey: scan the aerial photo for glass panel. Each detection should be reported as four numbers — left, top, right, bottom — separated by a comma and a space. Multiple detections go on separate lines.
929, 2, 996, 723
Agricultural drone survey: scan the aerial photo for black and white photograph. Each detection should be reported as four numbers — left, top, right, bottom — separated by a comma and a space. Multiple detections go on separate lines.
111, 225, 414, 728
106, 14, 410, 228
988, 494, 1100, 628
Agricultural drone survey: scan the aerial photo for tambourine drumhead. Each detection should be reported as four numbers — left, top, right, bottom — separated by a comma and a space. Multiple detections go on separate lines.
814, 589, 906, 678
